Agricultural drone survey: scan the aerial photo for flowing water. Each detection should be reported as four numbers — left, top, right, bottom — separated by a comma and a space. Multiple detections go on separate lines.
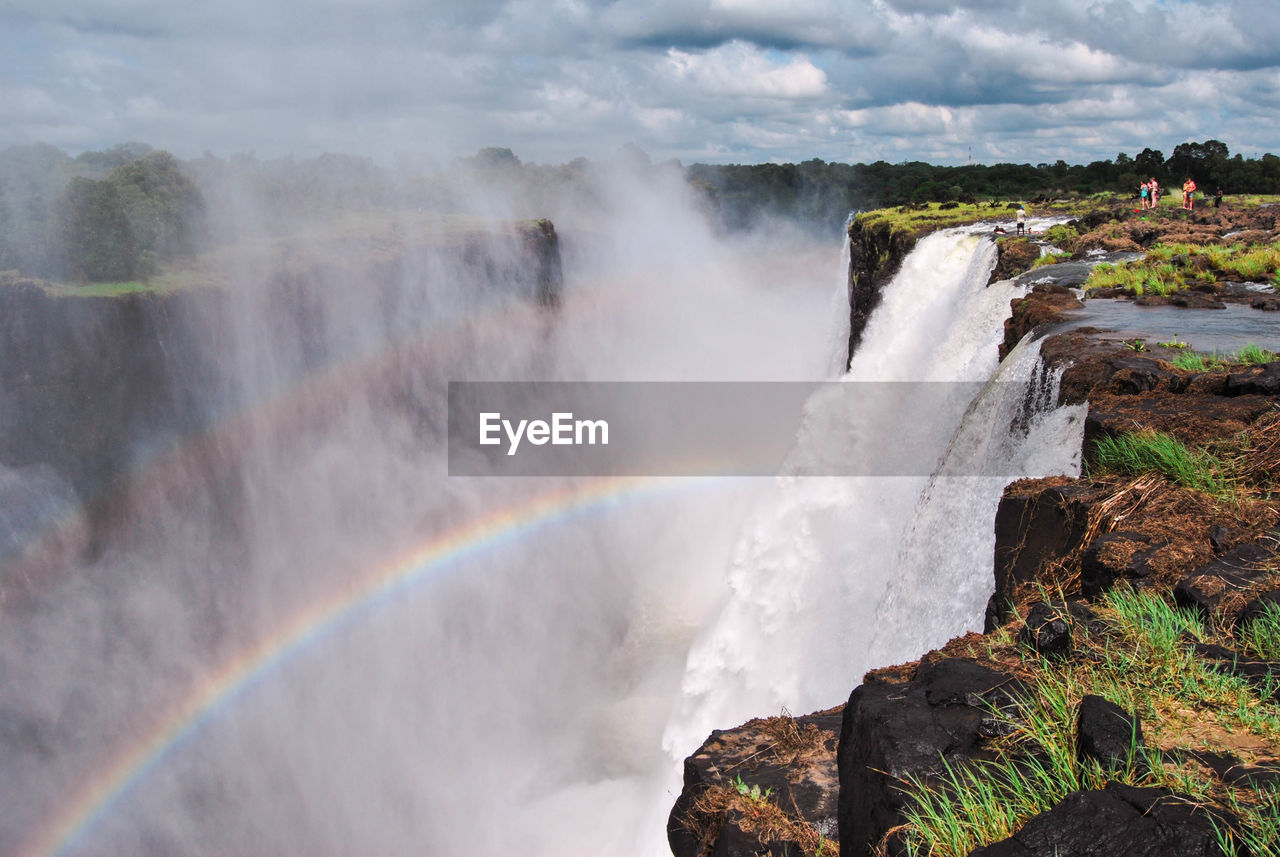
0, 200, 1084, 857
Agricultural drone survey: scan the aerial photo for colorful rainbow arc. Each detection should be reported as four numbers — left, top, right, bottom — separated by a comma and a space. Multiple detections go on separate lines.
24, 475, 733, 857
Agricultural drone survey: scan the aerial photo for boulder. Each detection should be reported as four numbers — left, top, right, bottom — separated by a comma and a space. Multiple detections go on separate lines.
987, 479, 1097, 630
1225, 362, 1280, 396
1237, 588, 1280, 629
669, 709, 841, 857
967, 783, 1230, 857
1017, 601, 1074, 658
837, 658, 1021, 857
1080, 532, 1158, 597
1076, 695, 1143, 770
1173, 543, 1276, 622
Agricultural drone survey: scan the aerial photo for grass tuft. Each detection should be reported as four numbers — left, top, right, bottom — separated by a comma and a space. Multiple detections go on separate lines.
1091, 430, 1233, 499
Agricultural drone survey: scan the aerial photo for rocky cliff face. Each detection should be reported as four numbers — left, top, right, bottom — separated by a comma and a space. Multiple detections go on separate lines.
0, 219, 564, 557
844, 217, 918, 367
670, 257, 1280, 855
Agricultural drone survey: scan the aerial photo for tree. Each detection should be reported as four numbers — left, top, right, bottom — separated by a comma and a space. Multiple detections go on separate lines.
1134, 148, 1165, 182
1166, 140, 1230, 190
108, 151, 206, 258
57, 177, 139, 281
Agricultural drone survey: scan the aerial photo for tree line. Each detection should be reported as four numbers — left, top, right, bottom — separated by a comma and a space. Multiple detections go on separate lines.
2, 139, 1279, 282
0, 143, 206, 282
688, 140, 1280, 233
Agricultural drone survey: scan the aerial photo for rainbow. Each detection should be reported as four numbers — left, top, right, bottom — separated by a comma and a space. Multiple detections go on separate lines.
23, 474, 729, 857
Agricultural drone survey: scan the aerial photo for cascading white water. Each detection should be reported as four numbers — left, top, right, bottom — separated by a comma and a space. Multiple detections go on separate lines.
662, 225, 1084, 761
1, 196, 1087, 857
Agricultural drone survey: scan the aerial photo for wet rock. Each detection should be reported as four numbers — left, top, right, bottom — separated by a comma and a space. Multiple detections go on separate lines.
987, 479, 1097, 630
1134, 290, 1227, 309
1076, 695, 1143, 769
968, 783, 1231, 857
998, 285, 1083, 361
989, 238, 1041, 285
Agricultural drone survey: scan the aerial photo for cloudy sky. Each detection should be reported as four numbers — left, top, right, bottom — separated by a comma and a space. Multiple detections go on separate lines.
3, 0, 1278, 166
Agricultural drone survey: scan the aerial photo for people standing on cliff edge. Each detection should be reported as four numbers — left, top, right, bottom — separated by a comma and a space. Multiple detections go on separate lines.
1150, 178, 1160, 207
1016, 205, 1027, 235
1140, 181, 1150, 209
1183, 177, 1197, 210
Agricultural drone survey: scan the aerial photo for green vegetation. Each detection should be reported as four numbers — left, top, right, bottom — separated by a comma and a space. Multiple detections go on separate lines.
732, 775, 774, 803
1240, 604, 1280, 661
0, 144, 205, 283
1091, 429, 1232, 499
1170, 344, 1277, 372
1031, 251, 1072, 268
1238, 344, 1278, 365
897, 587, 1280, 856
1085, 239, 1280, 296
692, 140, 1280, 232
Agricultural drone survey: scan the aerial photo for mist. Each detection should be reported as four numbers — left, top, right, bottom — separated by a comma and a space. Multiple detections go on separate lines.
0, 158, 844, 856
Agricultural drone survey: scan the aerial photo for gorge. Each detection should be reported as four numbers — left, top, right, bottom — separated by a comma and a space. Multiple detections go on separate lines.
2, 185, 1278, 857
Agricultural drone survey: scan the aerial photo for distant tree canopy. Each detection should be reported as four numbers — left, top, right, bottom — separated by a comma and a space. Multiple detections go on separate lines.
2, 138, 1279, 281
0, 144, 206, 281
687, 140, 1280, 234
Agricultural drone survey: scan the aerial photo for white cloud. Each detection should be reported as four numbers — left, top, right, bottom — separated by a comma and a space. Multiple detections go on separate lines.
664, 40, 827, 98
0, 0, 1276, 164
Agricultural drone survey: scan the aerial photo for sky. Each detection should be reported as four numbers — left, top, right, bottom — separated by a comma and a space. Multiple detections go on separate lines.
2, 0, 1279, 167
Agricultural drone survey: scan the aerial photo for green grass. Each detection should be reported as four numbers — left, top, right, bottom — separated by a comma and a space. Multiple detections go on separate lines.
1237, 344, 1277, 365
1085, 239, 1280, 295
1031, 251, 1072, 268
1240, 603, 1280, 661
1091, 430, 1233, 498
1086, 261, 1180, 295
896, 587, 1280, 855
1170, 344, 1277, 372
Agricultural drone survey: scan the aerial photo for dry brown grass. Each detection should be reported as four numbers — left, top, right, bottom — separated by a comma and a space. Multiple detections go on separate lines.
686, 785, 835, 857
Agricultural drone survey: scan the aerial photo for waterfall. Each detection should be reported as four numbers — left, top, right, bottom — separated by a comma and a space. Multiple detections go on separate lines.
1, 206, 1086, 857
662, 225, 1084, 759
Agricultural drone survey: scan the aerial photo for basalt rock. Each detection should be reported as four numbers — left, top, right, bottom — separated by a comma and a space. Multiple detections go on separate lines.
669, 709, 842, 857
988, 238, 1040, 285
967, 783, 1231, 857
1173, 542, 1277, 623
1080, 531, 1160, 596
998, 285, 1083, 361
837, 657, 1023, 857
1225, 362, 1280, 396
1017, 600, 1074, 658
845, 218, 919, 367
986, 478, 1099, 630
1237, 588, 1280, 629
1192, 642, 1280, 701
1076, 695, 1144, 769
1082, 391, 1272, 460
